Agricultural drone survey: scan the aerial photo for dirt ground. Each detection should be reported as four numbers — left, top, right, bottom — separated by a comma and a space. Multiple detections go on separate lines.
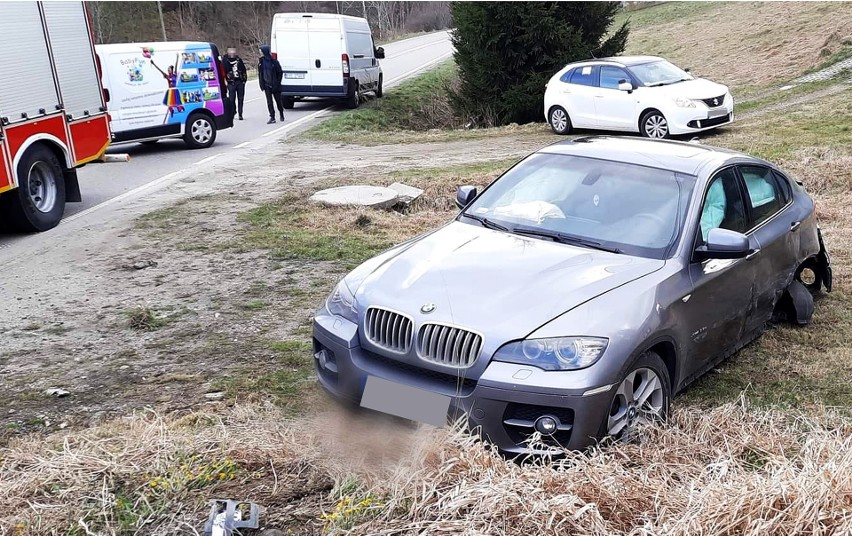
0, 133, 550, 441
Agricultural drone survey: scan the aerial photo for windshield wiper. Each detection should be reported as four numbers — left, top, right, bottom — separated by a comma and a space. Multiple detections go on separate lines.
462, 213, 510, 232
511, 227, 622, 254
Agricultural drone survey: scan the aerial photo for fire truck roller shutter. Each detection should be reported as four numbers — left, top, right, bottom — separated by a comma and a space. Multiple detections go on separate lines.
41, 2, 106, 127
0, 2, 60, 124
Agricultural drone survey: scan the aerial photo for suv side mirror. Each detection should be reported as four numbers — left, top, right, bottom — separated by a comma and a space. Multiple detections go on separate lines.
617, 79, 633, 92
694, 228, 751, 260
375, 47, 385, 59
455, 185, 477, 210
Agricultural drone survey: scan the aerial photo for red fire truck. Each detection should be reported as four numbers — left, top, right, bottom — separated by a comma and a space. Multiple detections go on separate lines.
0, 1, 111, 232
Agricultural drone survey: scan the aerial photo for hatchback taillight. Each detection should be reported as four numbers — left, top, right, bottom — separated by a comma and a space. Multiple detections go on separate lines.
342, 53, 350, 77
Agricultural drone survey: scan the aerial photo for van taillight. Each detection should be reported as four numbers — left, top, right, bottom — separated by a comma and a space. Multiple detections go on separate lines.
342, 54, 350, 77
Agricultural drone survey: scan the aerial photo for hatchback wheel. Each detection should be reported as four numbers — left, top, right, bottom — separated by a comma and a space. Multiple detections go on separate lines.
605, 351, 670, 443
549, 106, 572, 135
640, 111, 669, 139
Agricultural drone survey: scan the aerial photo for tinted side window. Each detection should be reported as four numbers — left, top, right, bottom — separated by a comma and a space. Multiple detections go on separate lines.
699, 168, 748, 242
569, 65, 599, 87
599, 66, 630, 89
559, 69, 573, 83
740, 165, 784, 227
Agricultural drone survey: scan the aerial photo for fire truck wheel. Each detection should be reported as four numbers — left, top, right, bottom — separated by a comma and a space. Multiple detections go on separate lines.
2, 145, 66, 232
184, 113, 217, 149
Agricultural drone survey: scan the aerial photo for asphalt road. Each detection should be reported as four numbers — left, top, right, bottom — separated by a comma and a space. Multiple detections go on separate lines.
1, 30, 452, 244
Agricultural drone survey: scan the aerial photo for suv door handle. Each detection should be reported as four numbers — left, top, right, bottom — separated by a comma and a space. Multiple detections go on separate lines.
790, 221, 801, 232
746, 248, 761, 261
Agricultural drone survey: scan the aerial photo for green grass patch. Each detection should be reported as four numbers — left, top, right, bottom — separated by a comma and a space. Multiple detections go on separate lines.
126, 306, 170, 332
804, 42, 852, 74
234, 194, 397, 268
302, 61, 457, 143
211, 340, 315, 408
705, 88, 852, 162
239, 300, 268, 311
735, 79, 838, 114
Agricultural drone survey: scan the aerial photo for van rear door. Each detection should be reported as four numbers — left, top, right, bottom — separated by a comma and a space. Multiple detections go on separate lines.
307, 17, 344, 95
275, 16, 312, 94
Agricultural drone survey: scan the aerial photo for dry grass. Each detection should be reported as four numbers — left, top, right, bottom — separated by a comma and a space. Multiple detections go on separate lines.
2, 401, 851, 535
623, 2, 852, 92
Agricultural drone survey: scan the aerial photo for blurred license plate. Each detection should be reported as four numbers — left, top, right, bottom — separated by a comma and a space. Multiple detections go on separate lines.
360, 376, 450, 427
284, 72, 305, 79
708, 108, 728, 119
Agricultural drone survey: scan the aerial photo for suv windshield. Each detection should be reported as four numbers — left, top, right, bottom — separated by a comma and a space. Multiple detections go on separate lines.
629, 60, 693, 86
460, 153, 695, 259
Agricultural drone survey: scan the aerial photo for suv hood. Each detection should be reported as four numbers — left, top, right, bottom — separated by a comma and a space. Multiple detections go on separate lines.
650, 77, 729, 99
353, 221, 664, 344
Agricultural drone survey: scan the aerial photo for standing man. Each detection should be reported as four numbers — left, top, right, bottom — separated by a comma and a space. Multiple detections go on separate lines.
258, 44, 285, 124
223, 47, 247, 121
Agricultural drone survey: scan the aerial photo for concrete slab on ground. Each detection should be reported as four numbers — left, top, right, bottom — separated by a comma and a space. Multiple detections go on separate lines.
310, 185, 400, 209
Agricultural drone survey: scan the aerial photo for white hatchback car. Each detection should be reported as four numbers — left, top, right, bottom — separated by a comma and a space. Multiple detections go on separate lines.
544, 56, 734, 138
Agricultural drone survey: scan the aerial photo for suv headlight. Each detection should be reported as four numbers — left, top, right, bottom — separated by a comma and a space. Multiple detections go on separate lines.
326, 281, 358, 323
674, 96, 696, 108
493, 337, 608, 371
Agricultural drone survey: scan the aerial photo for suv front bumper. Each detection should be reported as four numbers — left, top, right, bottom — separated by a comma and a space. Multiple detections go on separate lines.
312, 308, 614, 455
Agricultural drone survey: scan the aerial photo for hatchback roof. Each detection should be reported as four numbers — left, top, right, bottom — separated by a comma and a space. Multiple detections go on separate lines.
537, 136, 748, 176
596, 55, 663, 66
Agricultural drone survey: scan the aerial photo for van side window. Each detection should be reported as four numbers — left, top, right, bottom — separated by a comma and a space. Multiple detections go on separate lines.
569, 66, 599, 87
347, 32, 373, 57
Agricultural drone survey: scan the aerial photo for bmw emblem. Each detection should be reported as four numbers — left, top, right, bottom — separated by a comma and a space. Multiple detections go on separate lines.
421, 303, 436, 314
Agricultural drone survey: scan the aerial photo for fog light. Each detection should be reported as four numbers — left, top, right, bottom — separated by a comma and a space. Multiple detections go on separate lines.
534, 415, 559, 435
314, 349, 337, 373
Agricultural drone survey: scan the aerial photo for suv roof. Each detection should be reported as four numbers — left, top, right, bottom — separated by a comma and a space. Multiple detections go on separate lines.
538, 136, 750, 176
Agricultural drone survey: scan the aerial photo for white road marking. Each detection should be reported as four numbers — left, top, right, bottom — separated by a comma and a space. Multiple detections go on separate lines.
262, 107, 334, 137
388, 40, 447, 59
234, 141, 251, 149
246, 96, 263, 103
195, 154, 220, 165
61, 171, 183, 224
386, 51, 453, 86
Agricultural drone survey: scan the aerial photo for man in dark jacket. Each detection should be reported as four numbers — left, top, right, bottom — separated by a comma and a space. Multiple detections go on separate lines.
223, 47, 247, 120
258, 44, 285, 124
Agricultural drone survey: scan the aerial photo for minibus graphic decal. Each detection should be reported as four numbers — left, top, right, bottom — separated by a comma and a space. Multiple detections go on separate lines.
111, 44, 224, 130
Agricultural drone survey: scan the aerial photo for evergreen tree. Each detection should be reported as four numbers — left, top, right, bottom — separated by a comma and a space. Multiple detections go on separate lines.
451, 1, 628, 125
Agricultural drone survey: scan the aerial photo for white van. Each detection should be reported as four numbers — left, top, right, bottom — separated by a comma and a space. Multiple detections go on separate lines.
270, 13, 385, 109
96, 41, 233, 149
